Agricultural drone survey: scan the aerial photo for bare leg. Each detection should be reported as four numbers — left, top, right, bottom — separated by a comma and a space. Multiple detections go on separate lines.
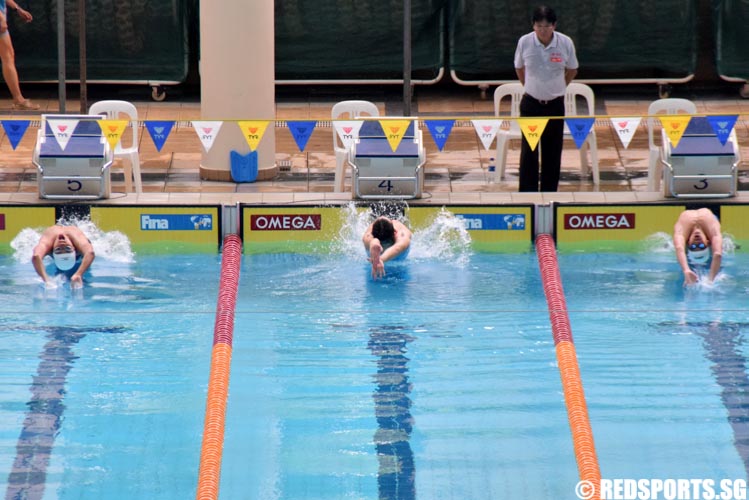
0, 33, 25, 103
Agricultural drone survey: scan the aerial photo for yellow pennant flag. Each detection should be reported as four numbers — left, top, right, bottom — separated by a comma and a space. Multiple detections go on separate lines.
518, 118, 549, 151
659, 115, 692, 148
237, 120, 270, 151
378, 119, 412, 152
97, 120, 128, 150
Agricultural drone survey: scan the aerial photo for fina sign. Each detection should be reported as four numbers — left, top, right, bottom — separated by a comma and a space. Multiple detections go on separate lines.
140, 214, 213, 231
250, 214, 322, 231
564, 212, 635, 230
455, 213, 525, 230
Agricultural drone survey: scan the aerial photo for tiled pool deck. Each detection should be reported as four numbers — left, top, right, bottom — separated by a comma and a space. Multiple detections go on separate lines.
2, 84, 749, 206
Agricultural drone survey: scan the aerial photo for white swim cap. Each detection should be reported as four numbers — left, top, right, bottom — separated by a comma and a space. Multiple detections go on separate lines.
53, 250, 77, 271
687, 247, 710, 265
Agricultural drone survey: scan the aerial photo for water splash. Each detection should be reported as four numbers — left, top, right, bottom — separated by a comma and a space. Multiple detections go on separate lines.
410, 208, 472, 265
10, 216, 134, 265
332, 203, 472, 265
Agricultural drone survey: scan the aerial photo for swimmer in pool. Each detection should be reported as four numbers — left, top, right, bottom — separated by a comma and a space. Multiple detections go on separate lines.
362, 216, 412, 279
32, 225, 95, 288
673, 208, 722, 286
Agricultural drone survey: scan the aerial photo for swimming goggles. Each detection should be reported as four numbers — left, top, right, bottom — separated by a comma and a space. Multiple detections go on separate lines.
688, 242, 707, 251
53, 244, 74, 254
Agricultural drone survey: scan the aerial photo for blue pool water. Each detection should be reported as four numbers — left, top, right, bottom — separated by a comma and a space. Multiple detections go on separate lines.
0, 248, 220, 500
1, 228, 748, 499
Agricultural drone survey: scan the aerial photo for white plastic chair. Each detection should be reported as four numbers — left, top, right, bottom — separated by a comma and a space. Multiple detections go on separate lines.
646, 98, 697, 191
88, 100, 142, 193
331, 100, 379, 192
564, 82, 600, 187
493, 83, 524, 179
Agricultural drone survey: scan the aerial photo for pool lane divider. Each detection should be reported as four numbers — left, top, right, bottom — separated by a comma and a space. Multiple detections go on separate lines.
196, 234, 242, 500
536, 234, 602, 500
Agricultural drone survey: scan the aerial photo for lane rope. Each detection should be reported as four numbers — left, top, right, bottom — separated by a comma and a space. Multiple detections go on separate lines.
196, 233, 242, 500
536, 233, 602, 500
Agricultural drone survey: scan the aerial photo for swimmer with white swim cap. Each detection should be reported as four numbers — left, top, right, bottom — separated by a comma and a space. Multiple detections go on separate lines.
362, 216, 412, 279
32, 225, 95, 288
673, 208, 722, 286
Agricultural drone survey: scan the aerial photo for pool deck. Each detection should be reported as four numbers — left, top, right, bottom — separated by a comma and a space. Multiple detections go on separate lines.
2, 84, 749, 206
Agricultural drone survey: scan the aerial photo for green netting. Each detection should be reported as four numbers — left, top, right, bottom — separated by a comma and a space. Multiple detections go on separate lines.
9, 0, 189, 83
449, 0, 697, 81
715, 0, 749, 81
275, 0, 446, 80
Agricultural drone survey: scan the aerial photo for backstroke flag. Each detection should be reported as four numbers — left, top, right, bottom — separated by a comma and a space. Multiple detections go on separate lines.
144, 121, 176, 152
424, 119, 455, 151
378, 119, 412, 152
287, 120, 317, 152
97, 120, 128, 150
610, 117, 641, 149
659, 116, 691, 148
564, 117, 595, 149
0, 120, 30, 150
471, 119, 501, 150
706, 115, 738, 146
47, 119, 79, 151
237, 120, 270, 152
518, 118, 549, 151
334, 120, 364, 151
192, 121, 223, 152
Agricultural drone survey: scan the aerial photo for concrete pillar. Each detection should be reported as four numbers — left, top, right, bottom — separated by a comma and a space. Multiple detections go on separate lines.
198, 1, 276, 181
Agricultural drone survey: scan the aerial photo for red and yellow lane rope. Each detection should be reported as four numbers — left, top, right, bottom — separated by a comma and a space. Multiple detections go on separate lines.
196, 234, 242, 500
536, 233, 601, 500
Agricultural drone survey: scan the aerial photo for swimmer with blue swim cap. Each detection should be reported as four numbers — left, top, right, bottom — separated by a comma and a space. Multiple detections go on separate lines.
362, 216, 412, 279
673, 208, 722, 286
32, 225, 95, 288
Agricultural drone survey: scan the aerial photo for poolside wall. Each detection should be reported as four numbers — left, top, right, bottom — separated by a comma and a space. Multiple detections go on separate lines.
0, 203, 747, 254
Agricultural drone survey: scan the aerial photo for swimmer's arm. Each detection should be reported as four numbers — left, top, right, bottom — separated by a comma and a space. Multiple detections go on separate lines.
380, 230, 411, 263
673, 225, 689, 272
73, 248, 95, 279
673, 227, 697, 285
362, 229, 375, 250
708, 234, 723, 282
31, 236, 55, 283
70, 237, 95, 285
31, 246, 51, 283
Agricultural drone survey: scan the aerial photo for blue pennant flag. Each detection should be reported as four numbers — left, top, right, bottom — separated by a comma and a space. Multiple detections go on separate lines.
144, 120, 176, 152
424, 119, 455, 151
564, 118, 595, 149
706, 115, 738, 146
287, 120, 317, 152
1, 120, 30, 150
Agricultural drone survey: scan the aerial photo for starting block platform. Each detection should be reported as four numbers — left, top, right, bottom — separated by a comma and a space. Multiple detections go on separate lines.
348, 118, 426, 199
33, 115, 114, 200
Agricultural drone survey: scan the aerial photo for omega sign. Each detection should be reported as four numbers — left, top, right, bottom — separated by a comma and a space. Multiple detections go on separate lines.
251, 214, 321, 231
564, 212, 635, 230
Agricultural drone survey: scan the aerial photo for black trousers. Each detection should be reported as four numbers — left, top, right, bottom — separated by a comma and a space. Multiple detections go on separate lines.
518, 94, 565, 192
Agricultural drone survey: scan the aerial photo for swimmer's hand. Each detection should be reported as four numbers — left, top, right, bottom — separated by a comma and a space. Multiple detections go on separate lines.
683, 269, 699, 287
369, 241, 385, 279
70, 274, 83, 289
44, 279, 57, 290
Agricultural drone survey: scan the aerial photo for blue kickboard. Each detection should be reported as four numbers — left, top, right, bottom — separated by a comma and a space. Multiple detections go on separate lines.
230, 150, 258, 182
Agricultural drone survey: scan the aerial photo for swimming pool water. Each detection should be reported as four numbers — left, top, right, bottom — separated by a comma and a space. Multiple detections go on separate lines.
1, 250, 748, 499
0, 255, 221, 500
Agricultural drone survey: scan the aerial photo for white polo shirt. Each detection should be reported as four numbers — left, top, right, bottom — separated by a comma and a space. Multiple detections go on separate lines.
514, 31, 578, 101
